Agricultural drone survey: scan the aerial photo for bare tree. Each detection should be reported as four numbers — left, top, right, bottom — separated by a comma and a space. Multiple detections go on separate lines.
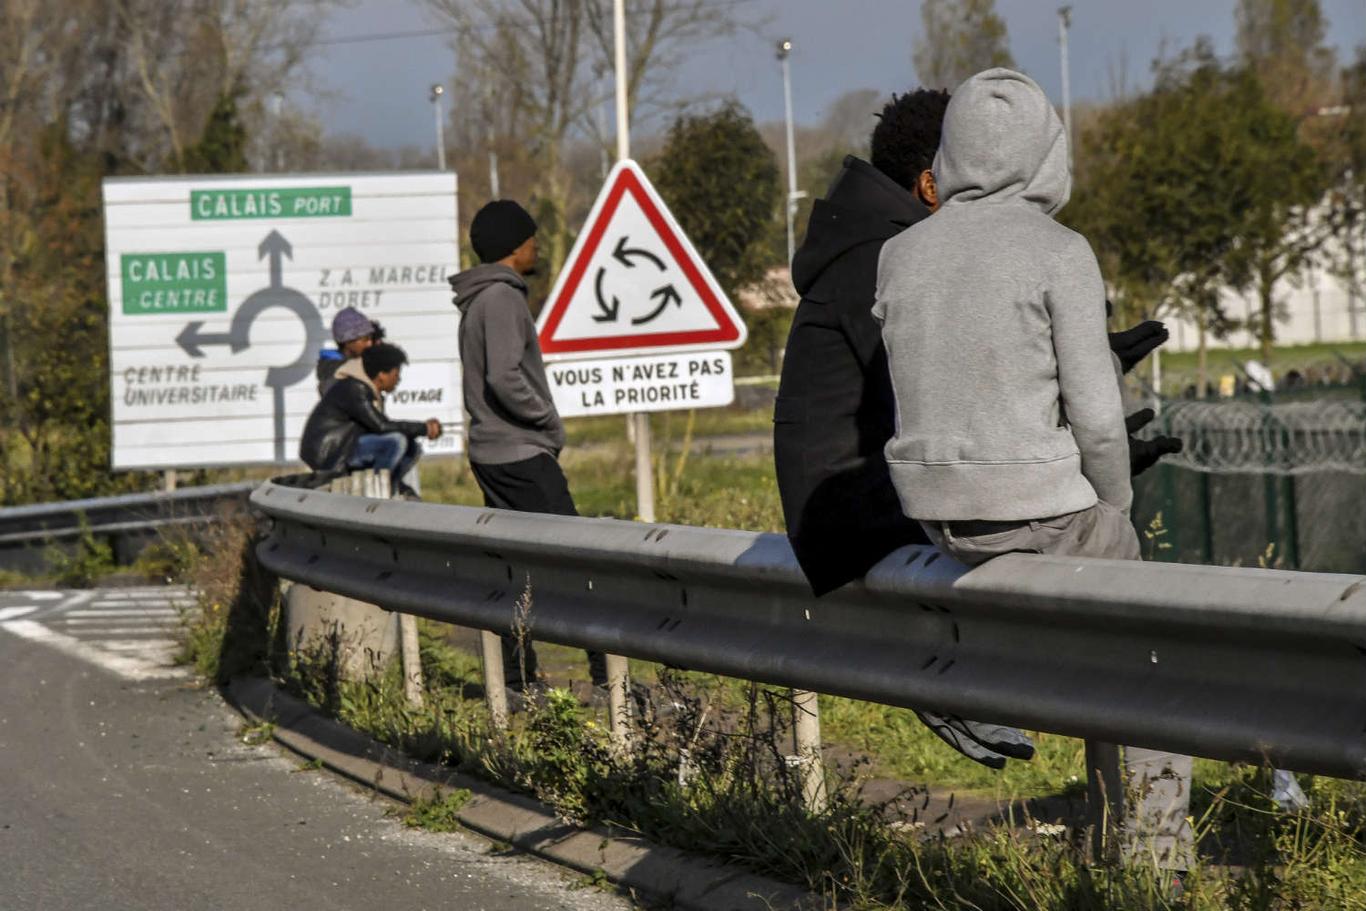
425, 0, 746, 274
116, 0, 328, 170
913, 0, 1015, 92
1236, 0, 1338, 115
582, 0, 743, 124
425, 0, 589, 272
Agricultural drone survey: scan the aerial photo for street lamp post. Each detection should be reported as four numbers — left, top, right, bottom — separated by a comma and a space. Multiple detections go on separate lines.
777, 39, 800, 265
430, 83, 446, 171
270, 92, 285, 172
484, 88, 501, 199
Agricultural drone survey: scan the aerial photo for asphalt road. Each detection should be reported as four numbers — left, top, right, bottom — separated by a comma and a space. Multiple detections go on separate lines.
0, 586, 635, 911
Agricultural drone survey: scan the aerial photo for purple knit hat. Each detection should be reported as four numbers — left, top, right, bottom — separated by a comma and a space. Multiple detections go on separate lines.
331, 307, 375, 344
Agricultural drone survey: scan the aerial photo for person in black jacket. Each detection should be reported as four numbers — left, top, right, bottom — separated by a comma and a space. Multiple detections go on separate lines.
775, 89, 1037, 769
300, 342, 441, 493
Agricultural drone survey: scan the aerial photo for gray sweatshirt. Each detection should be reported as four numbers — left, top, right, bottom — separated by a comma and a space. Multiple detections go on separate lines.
452, 264, 566, 465
872, 68, 1130, 522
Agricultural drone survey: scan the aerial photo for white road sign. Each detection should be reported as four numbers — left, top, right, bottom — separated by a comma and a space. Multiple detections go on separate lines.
103, 172, 462, 471
536, 159, 747, 360
546, 351, 734, 418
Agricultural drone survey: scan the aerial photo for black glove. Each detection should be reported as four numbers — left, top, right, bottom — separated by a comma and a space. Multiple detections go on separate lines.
916, 711, 1036, 770
1125, 408, 1184, 476
1109, 320, 1169, 374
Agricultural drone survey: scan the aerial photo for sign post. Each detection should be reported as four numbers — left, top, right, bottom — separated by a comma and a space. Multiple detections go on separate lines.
581, 0, 748, 752
611, 0, 655, 525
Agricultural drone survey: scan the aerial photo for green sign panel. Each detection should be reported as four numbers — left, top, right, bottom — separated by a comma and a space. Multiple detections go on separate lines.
121, 252, 227, 315
190, 186, 352, 220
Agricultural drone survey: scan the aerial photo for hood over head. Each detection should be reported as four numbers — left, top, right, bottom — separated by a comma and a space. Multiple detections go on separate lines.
933, 68, 1070, 216
790, 156, 929, 299
448, 263, 528, 315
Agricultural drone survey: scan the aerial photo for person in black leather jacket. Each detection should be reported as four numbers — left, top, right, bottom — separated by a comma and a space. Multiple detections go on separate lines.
300, 342, 441, 492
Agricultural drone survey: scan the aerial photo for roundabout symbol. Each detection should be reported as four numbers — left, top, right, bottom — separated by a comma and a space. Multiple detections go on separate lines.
589, 235, 681, 326
175, 230, 327, 461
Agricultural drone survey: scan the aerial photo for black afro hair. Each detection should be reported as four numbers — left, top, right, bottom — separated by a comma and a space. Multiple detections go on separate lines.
362, 342, 409, 379
869, 88, 952, 193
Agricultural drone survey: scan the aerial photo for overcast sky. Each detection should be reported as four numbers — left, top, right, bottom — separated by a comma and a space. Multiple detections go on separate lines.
301, 0, 1366, 151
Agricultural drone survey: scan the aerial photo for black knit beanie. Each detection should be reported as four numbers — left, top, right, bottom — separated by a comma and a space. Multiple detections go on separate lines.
470, 200, 538, 263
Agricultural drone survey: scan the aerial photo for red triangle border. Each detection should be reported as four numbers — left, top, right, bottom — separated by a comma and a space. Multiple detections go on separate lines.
538, 165, 743, 356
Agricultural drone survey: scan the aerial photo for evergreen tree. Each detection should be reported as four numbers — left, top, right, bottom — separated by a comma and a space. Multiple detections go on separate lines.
649, 102, 781, 297
1067, 42, 1322, 384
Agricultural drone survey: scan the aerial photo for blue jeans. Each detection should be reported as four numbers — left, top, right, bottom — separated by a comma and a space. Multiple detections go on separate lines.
347, 431, 421, 482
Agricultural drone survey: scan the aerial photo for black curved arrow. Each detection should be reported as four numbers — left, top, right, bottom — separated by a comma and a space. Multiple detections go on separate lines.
612, 236, 665, 271
176, 322, 242, 357
632, 284, 682, 325
593, 267, 620, 322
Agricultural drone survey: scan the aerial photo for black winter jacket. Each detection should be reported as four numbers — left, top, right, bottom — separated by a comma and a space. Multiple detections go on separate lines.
299, 377, 427, 471
773, 156, 931, 596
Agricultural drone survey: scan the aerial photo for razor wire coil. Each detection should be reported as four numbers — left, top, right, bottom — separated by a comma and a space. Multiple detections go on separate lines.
1142, 398, 1366, 475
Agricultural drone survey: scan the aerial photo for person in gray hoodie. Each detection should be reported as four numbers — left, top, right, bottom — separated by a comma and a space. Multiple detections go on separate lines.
449, 200, 608, 701
874, 69, 1190, 870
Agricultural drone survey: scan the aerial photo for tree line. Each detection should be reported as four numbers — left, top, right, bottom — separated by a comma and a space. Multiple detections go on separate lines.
1, 0, 1362, 504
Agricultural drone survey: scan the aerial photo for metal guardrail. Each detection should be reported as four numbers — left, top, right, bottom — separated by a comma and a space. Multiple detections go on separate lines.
250, 477, 1366, 781
0, 482, 256, 569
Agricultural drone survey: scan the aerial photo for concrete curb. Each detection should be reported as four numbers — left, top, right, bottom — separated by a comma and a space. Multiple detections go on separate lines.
224, 677, 821, 911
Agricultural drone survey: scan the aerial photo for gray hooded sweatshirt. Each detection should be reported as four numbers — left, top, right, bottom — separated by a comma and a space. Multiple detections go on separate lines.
872, 68, 1130, 522
451, 263, 565, 465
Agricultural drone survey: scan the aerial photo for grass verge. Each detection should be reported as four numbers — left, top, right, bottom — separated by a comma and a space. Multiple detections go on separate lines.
181, 599, 1366, 910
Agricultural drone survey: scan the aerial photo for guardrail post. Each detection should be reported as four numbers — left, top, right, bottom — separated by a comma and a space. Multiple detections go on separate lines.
606, 653, 631, 748
789, 688, 826, 813
479, 629, 509, 730
366, 469, 425, 709
1086, 740, 1194, 869
284, 471, 399, 682
1085, 739, 1123, 862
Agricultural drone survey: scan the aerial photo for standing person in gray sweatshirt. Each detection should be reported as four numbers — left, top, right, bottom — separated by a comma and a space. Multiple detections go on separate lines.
450, 200, 608, 703
874, 69, 1190, 873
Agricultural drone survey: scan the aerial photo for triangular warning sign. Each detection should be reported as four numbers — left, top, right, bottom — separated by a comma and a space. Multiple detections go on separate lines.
537, 159, 748, 360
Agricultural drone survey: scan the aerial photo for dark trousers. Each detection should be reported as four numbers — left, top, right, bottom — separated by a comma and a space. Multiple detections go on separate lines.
470, 453, 608, 688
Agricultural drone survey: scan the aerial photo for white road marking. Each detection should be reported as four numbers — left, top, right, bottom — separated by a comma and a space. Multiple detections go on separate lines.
101, 639, 178, 652
65, 609, 179, 618
15, 592, 63, 601
52, 626, 179, 636
57, 592, 96, 611
0, 607, 38, 622
59, 620, 178, 628
0, 620, 186, 680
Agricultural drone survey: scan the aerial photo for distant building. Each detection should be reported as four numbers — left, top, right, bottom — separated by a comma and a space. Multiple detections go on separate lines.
1161, 214, 1365, 352
1165, 263, 1363, 352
